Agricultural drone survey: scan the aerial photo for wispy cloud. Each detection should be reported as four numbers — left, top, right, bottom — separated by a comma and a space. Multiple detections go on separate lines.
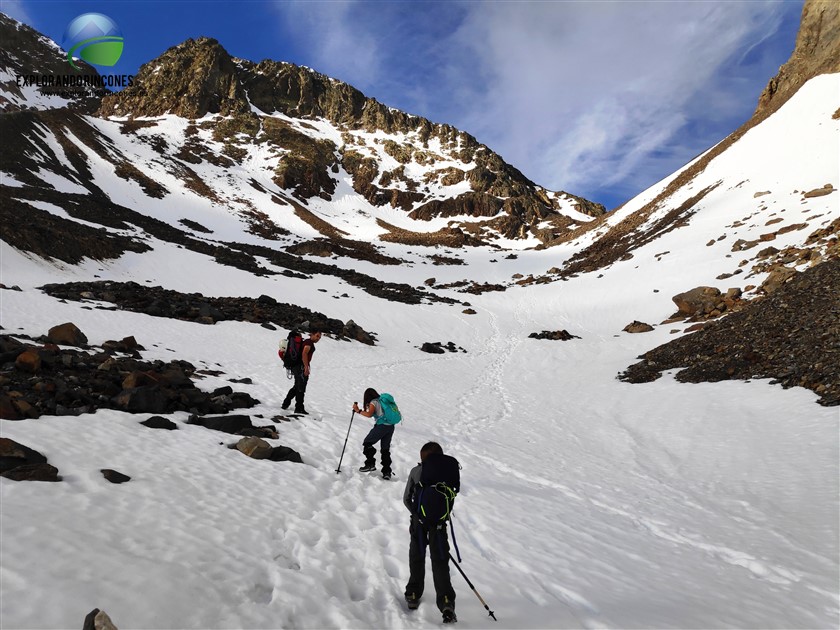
1, 0, 34, 26
274, 1, 800, 207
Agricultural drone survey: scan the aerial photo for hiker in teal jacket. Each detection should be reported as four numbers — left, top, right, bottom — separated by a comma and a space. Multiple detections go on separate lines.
352, 388, 394, 479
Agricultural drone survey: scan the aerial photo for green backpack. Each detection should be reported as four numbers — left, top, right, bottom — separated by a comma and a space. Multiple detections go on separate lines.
378, 393, 402, 425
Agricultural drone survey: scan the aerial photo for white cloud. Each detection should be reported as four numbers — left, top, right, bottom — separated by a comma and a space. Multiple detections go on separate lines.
274, 1, 799, 207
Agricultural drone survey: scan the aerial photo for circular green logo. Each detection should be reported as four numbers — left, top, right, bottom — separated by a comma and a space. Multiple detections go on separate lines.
63, 13, 124, 70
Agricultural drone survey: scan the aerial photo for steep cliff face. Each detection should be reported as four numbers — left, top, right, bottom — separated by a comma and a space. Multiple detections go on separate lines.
757, 0, 840, 118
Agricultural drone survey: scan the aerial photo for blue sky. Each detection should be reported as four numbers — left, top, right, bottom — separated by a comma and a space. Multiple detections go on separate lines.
2, 0, 804, 209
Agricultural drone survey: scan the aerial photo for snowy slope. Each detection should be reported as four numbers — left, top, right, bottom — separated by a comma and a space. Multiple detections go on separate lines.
1, 75, 838, 630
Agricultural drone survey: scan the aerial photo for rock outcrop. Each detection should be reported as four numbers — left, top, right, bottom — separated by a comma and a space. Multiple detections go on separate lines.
756, 0, 840, 118
620, 260, 840, 406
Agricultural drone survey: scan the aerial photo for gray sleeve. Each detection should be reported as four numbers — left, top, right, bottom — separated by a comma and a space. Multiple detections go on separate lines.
403, 464, 422, 512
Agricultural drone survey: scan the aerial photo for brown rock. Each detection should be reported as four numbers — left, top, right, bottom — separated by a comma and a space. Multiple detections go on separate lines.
1, 463, 61, 482
236, 436, 272, 459
14, 350, 41, 373
101, 469, 131, 484
761, 266, 797, 294
672, 286, 721, 316
623, 321, 654, 333
803, 184, 835, 198
122, 371, 159, 389
46, 322, 88, 347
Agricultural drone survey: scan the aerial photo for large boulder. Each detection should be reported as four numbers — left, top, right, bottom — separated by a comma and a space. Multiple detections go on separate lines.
189, 414, 253, 434
101, 469, 131, 484
760, 266, 797, 294
269, 445, 303, 463
83, 608, 119, 630
672, 287, 722, 316
140, 416, 178, 430
46, 322, 88, 347
113, 386, 170, 414
623, 321, 654, 333
14, 349, 42, 373
236, 436, 273, 459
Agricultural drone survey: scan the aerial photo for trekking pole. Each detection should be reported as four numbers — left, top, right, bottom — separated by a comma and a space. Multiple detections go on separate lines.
335, 408, 355, 473
448, 552, 497, 621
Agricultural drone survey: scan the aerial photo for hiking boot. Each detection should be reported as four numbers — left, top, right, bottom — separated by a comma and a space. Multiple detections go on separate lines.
294, 406, 308, 415
405, 593, 420, 610
442, 608, 457, 624
359, 464, 376, 472
382, 472, 392, 480
280, 400, 291, 410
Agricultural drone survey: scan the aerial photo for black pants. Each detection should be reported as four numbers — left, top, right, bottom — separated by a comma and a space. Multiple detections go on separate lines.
282, 366, 308, 411
405, 517, 455, 612
362, 423, 394, 475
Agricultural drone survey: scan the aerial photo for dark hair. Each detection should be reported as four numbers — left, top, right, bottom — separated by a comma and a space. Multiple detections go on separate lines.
363, 388, 379, 408
420, 441, 443, 460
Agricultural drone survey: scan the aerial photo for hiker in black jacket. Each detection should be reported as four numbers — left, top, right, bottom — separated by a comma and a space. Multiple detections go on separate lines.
403, 441, 459, 624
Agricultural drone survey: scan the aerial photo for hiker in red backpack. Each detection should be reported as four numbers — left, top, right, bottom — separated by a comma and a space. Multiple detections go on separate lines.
281, 328, 322, 414
352, 388, 401, 479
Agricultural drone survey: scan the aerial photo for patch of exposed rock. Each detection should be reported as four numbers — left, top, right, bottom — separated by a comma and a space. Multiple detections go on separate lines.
529, 330, 581, 341
619, 260, 840, 406
39, 281, 374, 342
0, 330, 259, 419
420, 341, 467, 354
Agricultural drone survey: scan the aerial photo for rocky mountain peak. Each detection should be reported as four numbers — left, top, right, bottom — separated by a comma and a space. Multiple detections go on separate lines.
756, 0, 840, 118
100, 36, 249, 118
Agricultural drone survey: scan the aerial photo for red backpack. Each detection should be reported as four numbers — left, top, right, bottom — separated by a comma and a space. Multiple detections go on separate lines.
278, 329, 304, 368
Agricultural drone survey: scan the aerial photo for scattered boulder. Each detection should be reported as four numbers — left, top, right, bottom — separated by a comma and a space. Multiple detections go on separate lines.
140, 416, 178, 430
341, 320, 375, 345
802, 183, 835, 198
83, 608, 119, 630
0, 394, 20, 420
188, 414, 253, 434
760, 266, 797, 294
420, 341, 466, 354
113, 386, 170, 414
269, 445, 303, 463
46, 322, 88, 347
672, 287, 721, 316
101, 469, 131, 484
0, 440, 60, 481
236, 436, 273, 459
14, 350, 41, 373
623, 321, 654, 333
